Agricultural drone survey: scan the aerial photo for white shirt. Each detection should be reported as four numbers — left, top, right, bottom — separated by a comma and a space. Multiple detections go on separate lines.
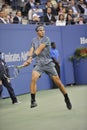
56, 20, 66, 26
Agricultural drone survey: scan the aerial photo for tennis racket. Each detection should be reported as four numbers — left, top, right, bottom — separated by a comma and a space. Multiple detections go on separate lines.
4, 57, 35, 79
4, 65, 24, 80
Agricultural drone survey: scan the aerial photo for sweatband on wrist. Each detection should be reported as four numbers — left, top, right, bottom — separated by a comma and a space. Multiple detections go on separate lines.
32, 53, 37, 58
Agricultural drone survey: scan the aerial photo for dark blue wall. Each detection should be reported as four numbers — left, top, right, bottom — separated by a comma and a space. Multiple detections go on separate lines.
0, 24, 87, 97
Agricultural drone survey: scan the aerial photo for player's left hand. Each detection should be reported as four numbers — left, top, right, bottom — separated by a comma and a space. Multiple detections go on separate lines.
23, 56, 32, 67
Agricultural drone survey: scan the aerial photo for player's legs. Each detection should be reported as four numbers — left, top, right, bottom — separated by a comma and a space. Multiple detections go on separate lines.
44, 62, 72, 110
51, 75, 72, 109
30, 62, 72, 109
51, 75, 67, 94
30, 70, 40, 93
30, 70, 40, 108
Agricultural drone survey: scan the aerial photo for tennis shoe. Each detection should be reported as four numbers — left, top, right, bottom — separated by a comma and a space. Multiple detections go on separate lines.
31, 101, 37, 108
65, 97, 72, 110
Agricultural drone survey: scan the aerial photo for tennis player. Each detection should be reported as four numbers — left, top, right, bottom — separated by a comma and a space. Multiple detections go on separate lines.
22, 25, 72, 110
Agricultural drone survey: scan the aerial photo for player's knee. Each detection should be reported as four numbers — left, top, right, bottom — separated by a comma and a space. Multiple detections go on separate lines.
52, 75, 60, 81
31, 77, 36, 82
31, 71, 40, 82
31, 74, 38, 82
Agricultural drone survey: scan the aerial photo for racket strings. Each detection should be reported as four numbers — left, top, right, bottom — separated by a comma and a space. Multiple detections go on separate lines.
7, 67, 19, 78
3, 65, 23, 79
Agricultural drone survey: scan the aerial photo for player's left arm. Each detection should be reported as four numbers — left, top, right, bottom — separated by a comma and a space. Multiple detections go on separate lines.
34, 43, 46, 55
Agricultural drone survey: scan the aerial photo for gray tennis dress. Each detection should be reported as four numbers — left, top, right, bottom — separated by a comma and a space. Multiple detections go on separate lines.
31, 36, 58, 76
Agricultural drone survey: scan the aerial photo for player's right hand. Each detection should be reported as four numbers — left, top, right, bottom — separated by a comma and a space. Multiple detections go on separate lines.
23, 57, 32, 67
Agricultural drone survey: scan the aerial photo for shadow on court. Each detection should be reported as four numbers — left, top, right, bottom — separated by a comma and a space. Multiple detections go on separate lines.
0, 85, 87, 130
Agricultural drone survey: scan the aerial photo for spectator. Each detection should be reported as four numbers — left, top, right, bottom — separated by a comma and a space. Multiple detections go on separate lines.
56, 7, 67, 20
69, 0, 80, 18
76, 15, 86, 24
13, 10, 22, 24
24, 0, 36, 17
44, 0, 57, 16
78, 0, 87, 14
2, 7, 12, 23
0, 10, 7, 24
1, 4, 14, 23
68, 8, 75, 17
66, 9, 77, 25
61, 7, 68, 20
30, 13, 40, 24
56, 14, 66, 26
56, 1, 64, 15
28, 3, 43, 23
44, 7, 56, 25
66, 14, 76, 25
50, 0, 58, 9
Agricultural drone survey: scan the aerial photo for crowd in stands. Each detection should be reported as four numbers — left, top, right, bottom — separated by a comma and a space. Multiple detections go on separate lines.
0, 0, 87, 25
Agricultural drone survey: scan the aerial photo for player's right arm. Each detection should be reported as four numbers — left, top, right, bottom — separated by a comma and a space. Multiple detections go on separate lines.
22, 47, 34, 67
